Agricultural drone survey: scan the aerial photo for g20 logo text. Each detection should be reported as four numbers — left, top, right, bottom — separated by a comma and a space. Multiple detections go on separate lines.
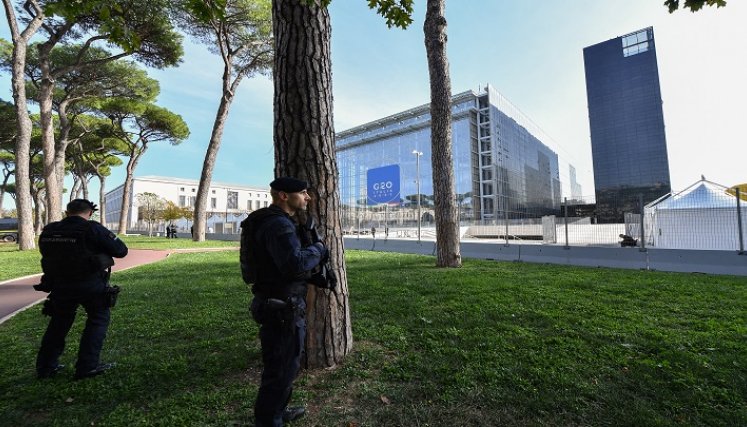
372, 181, 394, 191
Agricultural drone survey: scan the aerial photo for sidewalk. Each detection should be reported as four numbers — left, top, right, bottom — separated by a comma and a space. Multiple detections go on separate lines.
0, 249, 172, 324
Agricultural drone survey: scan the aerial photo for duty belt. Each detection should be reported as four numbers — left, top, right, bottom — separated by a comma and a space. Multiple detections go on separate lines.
252, 283, 306, 300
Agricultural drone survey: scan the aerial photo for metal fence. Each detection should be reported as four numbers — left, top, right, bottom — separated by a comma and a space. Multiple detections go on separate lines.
345, 182, 747, 253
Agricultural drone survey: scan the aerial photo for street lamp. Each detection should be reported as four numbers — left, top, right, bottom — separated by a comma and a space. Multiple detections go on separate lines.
412, 150, 423, 243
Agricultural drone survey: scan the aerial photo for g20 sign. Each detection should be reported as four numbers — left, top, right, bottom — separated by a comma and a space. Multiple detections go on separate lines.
367, 165, 400, 204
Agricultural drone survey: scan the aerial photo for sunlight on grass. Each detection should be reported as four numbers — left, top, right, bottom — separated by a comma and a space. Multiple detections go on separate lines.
1, 250, 745, 426
119, 235, 238, 250
0, 236, 236, 282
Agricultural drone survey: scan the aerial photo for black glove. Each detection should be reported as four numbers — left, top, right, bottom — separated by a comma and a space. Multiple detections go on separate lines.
314, 241, 329, 263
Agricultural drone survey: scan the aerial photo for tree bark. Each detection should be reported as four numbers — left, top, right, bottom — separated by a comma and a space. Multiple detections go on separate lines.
36, 31, 71, 224
117, 149, 144, 234
54, 100, 74, 204
193, 67, 239, 242
3, 0, 43, 250
272, 0, 352, 368
98, 175, 107, 226
424, 0, 461, 268
0, 166, 11, 213
31, 187, 45, 235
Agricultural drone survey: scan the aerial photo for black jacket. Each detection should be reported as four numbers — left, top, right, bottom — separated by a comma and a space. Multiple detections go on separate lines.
40, 216, 128, 295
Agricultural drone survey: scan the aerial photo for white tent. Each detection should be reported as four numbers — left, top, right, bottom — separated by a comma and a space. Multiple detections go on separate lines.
644, 178, 747, 250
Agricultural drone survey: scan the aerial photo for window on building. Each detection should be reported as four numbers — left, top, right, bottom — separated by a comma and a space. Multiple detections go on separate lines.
263, 201, 269, 207
622, 29, 650, 57
192, 188, 196, 192
482, 183, 494, 196
190, 196, 196, 207
180, 187, 185, 191
212, 190, 216, 194
483, 197, 494, 213
247, 200, 253, 210
481, 168, 493, 181
255, 200, 260, 210
211, 198, 217, 209
227, 191, 238, 209
179, 195, 186, 207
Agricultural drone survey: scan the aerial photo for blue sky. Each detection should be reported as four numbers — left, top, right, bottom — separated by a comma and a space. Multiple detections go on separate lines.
2, 0, 746, 208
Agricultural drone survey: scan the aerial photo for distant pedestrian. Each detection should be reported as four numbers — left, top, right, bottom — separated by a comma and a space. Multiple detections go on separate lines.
170, 224, 177, 239
371, 226, 376, 239
165, 226, 171, 239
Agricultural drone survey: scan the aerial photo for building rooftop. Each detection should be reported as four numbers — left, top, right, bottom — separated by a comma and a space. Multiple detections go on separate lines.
135, 176, 269, 192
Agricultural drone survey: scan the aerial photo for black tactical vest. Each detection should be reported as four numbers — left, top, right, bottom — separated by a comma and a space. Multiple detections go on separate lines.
239, 208, 283, 285
39, 221, 98, 279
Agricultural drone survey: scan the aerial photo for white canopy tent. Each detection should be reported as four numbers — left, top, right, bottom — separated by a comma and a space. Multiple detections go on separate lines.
644, 179, 747, 250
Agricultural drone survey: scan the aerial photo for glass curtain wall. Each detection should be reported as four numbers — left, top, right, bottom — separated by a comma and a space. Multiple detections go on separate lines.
336, 86, 567, 235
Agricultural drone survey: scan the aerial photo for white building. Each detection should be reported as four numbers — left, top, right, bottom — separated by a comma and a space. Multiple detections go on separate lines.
104, 176, 271, 234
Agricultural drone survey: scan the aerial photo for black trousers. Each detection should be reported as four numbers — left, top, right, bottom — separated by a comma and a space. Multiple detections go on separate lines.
251, 296, 306, 427
36, 292, 110, 376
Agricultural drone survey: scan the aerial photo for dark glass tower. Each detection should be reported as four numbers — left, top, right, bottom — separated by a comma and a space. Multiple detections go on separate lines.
584, 27, 671, 223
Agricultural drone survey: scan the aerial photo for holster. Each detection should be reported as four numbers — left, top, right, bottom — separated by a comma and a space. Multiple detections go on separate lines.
256, 297, 300, 330
41, 299, 55, 317
104, 285, 121, 308
33, 281, 53, 293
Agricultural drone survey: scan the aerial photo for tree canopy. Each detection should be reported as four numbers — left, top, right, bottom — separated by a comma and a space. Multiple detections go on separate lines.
664, 0, 727, 13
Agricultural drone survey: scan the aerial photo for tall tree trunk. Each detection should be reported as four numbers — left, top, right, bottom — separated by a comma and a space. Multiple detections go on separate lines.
81, 176, 89, 200
38, 77, 62, 223
193, 70, 239, 242
117, 150, 143, 234
54, 100, 73, 202
31, 187, 45, 235
272, 0, 352, 368
36, 22, 77, 224
70, 175, 81, 200
3, 0, 43, 250
98, 175, 107, 226
0, 166, 11, 214
424, 0, 461, 268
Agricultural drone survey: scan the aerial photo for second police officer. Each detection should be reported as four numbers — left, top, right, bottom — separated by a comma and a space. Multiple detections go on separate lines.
35, 199, 128, 380
240, 177, 329, 427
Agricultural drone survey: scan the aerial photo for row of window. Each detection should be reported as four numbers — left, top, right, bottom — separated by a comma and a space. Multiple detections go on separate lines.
177, 195, 269, 210
177, 186, 269, 199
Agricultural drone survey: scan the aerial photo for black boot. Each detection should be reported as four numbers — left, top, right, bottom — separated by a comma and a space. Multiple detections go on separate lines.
282, 406, 306, 423
74, 362, 115, 380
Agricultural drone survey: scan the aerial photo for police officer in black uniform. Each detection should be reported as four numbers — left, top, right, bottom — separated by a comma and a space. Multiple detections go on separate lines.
35, 199, 128, 380
241, 177, 327, 427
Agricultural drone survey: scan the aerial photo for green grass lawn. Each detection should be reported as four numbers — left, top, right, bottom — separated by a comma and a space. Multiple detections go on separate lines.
0, 236, 237, 282
0, 250, 745, 426
0, 245, 43, 281
119, 235, 238, 250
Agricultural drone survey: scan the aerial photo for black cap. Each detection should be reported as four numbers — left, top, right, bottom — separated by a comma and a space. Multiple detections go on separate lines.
270, 177, 308, 193
67, 199, 98, 214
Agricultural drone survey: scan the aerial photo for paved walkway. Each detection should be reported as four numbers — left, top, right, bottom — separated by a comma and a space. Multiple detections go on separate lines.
0, 249, 172, 324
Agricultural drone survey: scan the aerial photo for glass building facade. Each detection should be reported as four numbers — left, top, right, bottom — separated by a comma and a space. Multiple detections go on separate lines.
584, 27, 671, 223
336, 85, 575, 230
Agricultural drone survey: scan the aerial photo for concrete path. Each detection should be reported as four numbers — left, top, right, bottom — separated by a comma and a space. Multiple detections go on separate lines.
0, 249, 172, 324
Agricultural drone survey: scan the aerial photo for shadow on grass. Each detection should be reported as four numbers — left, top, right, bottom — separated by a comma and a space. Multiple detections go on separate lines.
1, 250, 746, 426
